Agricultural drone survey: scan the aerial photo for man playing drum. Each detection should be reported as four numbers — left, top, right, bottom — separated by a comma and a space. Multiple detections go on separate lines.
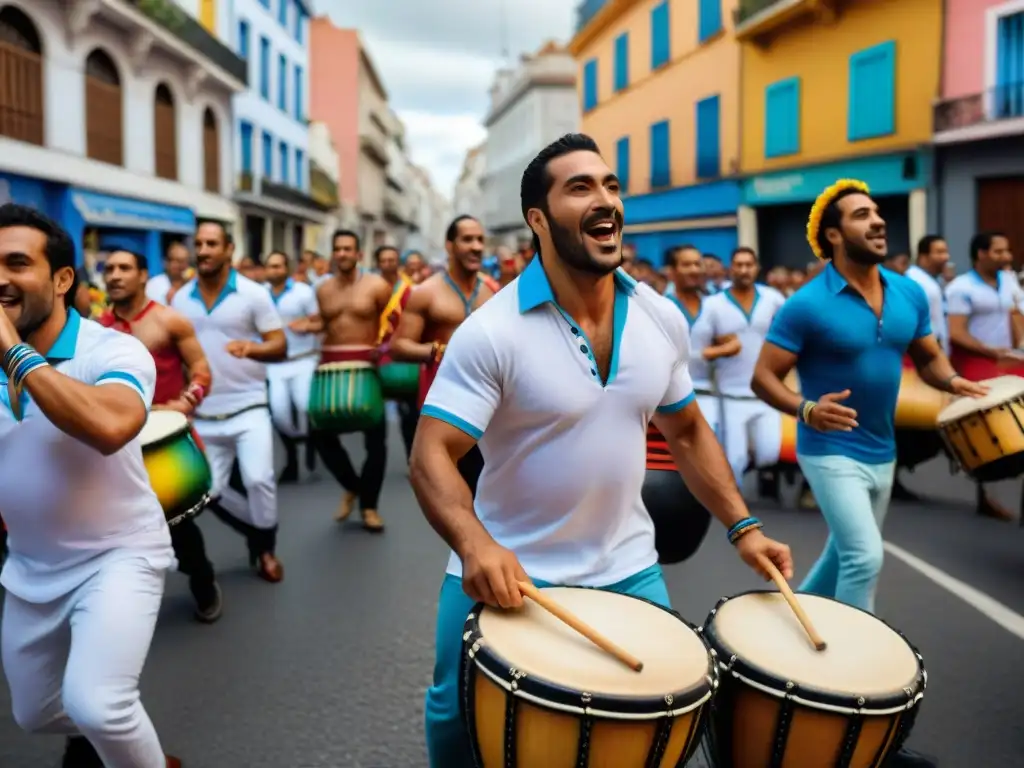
311, 229, 393, 532
0, 205, 182, 767
410, 135, 794, 768
99, 250, 222, 624
390, 215, 496, 494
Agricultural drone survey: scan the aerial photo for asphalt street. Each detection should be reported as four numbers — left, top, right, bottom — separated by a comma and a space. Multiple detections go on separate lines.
1, 418, 1022, 767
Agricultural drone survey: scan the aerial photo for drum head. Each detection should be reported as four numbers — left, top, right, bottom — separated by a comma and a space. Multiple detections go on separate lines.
938, 375, 1024, 423
476, 587, 709, 699
139, 410, 189, 446
706, 592, 920, 702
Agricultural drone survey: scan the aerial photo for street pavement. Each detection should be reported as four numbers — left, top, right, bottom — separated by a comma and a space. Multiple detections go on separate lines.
1, 420, 1022, 767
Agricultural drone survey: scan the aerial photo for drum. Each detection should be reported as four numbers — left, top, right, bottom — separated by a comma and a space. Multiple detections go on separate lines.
703, 591, 926, 768
937, 374, 1024, 482
139, 411, 212, 526
643, 423, 712, 565
462, 587, 716, 767
377, 360, 421, 400
895, 367, 949, 430
308, 360, 385, 433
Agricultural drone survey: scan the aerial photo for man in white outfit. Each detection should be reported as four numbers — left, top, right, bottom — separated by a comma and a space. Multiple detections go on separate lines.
0, 204, 180, 767
145, 240, 191, 306
704, 247, 787, 486
905, 235, 950, 354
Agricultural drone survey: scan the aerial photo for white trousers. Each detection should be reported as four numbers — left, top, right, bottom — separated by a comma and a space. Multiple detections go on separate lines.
1, 555, 166, 768
695, 394, 719, 437
194, 406, 278, 529
720, 397, 782, 484
268, 357, 316, 438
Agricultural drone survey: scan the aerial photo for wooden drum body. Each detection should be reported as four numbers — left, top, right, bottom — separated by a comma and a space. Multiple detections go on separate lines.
307, 361, 385, 434
937, 375, 1024, 482
703, 592, 926, 768
461, 587, 717, 768
377, 360, 421, 400
139, 411, 212, 526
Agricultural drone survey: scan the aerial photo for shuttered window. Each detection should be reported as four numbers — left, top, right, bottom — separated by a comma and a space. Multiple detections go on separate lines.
154, 84, 177, 180
0, 7, 44, 146
85, 49, 123, 166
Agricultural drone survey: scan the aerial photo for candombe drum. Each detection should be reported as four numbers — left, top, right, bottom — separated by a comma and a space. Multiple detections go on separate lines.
937, 374, 1024, 482
376, 359, 421, 401
702, 591, 926, 767
139, 410, 213, 526
894, 362, 950, 471
308, 352, 385, 434
461, 587, 717, 767
642, 422, 712, 564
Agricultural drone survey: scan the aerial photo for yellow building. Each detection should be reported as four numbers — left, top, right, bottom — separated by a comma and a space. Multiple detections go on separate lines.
735, 0, 943, 267
569, 0, 745, 266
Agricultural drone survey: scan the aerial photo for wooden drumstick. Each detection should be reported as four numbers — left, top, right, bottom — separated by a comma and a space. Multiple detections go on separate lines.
516, 581, 644, 672
756, 554, 828, 652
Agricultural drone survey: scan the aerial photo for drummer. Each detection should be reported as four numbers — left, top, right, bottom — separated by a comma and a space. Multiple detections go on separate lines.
99, 250, 221, 624
375, 244, 418, 460
410, 134, 793, 768
311, 230, 393, 531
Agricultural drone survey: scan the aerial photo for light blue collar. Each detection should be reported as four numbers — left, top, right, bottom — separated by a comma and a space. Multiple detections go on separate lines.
269, 277, 293, 305
47, 309, 82, 361
517, 254, 637, 314
190, 269, 238, 313
824, 261, 890, 295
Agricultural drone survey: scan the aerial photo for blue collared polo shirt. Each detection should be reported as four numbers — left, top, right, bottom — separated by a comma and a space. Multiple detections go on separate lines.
765, 263, 932, 464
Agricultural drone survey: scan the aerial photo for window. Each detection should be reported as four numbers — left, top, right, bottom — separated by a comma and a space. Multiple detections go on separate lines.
695, 95, 720, 178
651, 1, 670, 70
239, 120, 253, 173
582, 59, 598, 111
295, 148, 305, 189
699, 0, 722, 43
615, 136, 630, 193
258, 0, 269, 8
614, 33, 629, 92
237, 20, 249, 58
279, 141, 289, 183
262, 130, 273, 177
995, 10, 1024, 118
294, 65, 304, 120
294, 4, 305, 44
259, 36, 270, 100
650, 120, 670, 187
278, 0, 287, 25
765, 77, 800, 158
278, 54, 287, 110
848, 40, 896, 141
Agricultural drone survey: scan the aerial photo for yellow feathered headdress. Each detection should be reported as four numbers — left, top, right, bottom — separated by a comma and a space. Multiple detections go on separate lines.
806, 179, 871, 260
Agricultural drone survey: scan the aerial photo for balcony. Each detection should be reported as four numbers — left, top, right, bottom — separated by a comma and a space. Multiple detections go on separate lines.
359, 113, 388, 166
261, 179, 332, 212
734, 0, 837, 42
384, 187, 408, 224
309, 161, 339, 209
933, 83, 1024, 145
237, 171, 254, 193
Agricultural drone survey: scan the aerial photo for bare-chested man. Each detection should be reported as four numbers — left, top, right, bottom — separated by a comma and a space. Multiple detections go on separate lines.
312, 229, 393, 531
99, 250, 222, 623
391, 215, 495, 493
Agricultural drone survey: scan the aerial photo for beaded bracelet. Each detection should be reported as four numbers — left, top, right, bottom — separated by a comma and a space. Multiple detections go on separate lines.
727, 516, 763, 545
431, 341, 447, 363
798, 399, 817, 424
3, 344, 48, 389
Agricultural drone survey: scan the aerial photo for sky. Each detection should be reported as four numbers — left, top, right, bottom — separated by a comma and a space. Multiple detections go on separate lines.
317, 0, 578, 200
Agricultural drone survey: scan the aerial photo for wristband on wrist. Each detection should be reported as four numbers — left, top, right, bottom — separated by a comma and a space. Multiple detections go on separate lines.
431, 341, 446, 363
942, 373, 960, 392
727, 516, 763, 545
185, 382, 206, 404
798, 399, 817, 424
3, 344, 48, 389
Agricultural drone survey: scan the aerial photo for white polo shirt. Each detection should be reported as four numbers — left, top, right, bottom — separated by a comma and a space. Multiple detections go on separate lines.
145, 273, 173, 305
704, 285, 786, 397
0, 311, 172, 603
267, 278, 319, 359
669, 294, 714, 391
423, 256, 695, 586
905, 264, 948, 354
945, 270, 1018, 347
172, 269, 283, 416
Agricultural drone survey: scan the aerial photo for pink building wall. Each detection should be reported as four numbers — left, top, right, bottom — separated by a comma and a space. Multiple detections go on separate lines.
942, 0, 1006, 99
309, 18, 360, 206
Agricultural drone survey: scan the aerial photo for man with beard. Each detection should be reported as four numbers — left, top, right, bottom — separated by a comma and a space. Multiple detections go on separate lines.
0, 205, 182, 767
99, 250, 221, 623
172, 221, 287, 582
410, 135, 793, 767
375, 244, 419, 459
311, 230, 392, 531
390, 215, 495, 495
146, 240, 192, 305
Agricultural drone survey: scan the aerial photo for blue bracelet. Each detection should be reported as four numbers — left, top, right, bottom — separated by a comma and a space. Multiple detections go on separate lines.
12, 354, 47, 389
727, 516, 762, 545
2, 343, 33, 374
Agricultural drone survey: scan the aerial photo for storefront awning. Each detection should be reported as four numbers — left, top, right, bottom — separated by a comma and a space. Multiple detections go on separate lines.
71, 189, 195, 234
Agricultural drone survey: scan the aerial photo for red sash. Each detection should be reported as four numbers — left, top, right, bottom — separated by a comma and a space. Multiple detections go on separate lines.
949, 348, 1024, 381
320, 347, 377, 365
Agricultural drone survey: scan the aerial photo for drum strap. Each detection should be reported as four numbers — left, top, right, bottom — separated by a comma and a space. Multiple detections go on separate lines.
193, 403, 267, 422
503, 693, 519, 768
836, 715, 865, 768
768, 695, 796, 767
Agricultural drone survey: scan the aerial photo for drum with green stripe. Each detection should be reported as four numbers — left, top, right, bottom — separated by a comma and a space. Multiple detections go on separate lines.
377, 361, 420, 400
308, 361, 385, 433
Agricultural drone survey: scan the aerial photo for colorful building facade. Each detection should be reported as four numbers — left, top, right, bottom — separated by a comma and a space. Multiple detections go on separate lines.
736, 0, 943, 267
569, 0, 743, 266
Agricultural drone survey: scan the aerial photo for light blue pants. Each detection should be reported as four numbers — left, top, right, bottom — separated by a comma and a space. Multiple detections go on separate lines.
424, 564, 671, 768
797, 453, 895, 614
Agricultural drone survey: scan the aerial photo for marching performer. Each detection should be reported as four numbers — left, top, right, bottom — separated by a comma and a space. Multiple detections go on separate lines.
312, 230, 393, 531
264, 251, 320, 483
704, 247, 786, 485
375, 244, 419, 459
391, 215, 495, 494
411, 135, 793, 767
99, 250, 221, 624
172, 221, 288, 582
146, 240, 192, 305
0, 205, 182, 767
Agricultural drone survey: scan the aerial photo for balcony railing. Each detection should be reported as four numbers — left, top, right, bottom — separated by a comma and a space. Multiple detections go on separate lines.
736, 0, 786, 25
237, 171, 254, 193
125, 0, 248, 85
309, 162, 339, 209
575, 0, 608, 32
262, 178, 332, 211
933, 83, 1024, 134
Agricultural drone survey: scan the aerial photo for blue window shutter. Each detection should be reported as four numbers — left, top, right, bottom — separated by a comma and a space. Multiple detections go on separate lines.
848, 40, 896, 141
238, 21, 249, 58
614, 33, 629, 92
583, 59, 598, 111
240, 121, 253, 173
650, 120, 670, 187
294, 65, 303, 120
996, 12, 1024, 118
278, 54, 287, 110
699, 0, 723, 43
259, 37, 270, 99
765, 77, 800, 158
262, 131, 272, 177
695, 95, 720, 178
616, 136, 630, 192
295, 148, 304, 188
279, 141, 288, 183
278, 0, 287, 25
651, 2, 670, 69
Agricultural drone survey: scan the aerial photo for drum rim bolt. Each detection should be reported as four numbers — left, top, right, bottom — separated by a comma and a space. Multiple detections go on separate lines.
664, 693, 674, 706
785, 681, 795, 690
581, 692, 592, 704
857, 696, 865, 706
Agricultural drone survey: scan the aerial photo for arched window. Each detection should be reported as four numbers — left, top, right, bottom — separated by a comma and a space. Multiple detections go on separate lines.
0, 6, 44, 145
154, 83, 177, 180
84, 49, 122, 165
202, 107, 220, 193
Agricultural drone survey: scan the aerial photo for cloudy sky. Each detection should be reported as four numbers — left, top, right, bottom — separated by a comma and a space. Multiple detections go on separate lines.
317, 0, 577, 199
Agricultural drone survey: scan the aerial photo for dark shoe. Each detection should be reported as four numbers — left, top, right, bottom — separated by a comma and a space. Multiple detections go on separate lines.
757, 470, 780, 502
166, 756, 183, 768
191, 579, 223, 624
255, 552, 284, 582
891, 478, 921, 502
62, 736, 103, 768
884, 746, 938, 767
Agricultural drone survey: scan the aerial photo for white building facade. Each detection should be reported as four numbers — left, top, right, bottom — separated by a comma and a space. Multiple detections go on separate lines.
453, 143, 486, 223
482, 42, 578, 245
0, 0, 244, 275
383, 108, 417, 252
405, 164, 452, 264
305, 120, 343, 256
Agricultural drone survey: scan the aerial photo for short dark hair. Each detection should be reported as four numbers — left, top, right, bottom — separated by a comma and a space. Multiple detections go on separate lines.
374, 245, 399, 263
195, 218, 233, 246
520, 133, 602, 253
665, 244, 699, 268
969, 231, 1007, 263
445, 215, 478, 243
916, 234, 945, 257
332, 228, 360, 250
815, 188, 864, 260
265, 250, 289, 268
731, 246, 758, 262
0, 203, 75, 274
109, 249, 148, 272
